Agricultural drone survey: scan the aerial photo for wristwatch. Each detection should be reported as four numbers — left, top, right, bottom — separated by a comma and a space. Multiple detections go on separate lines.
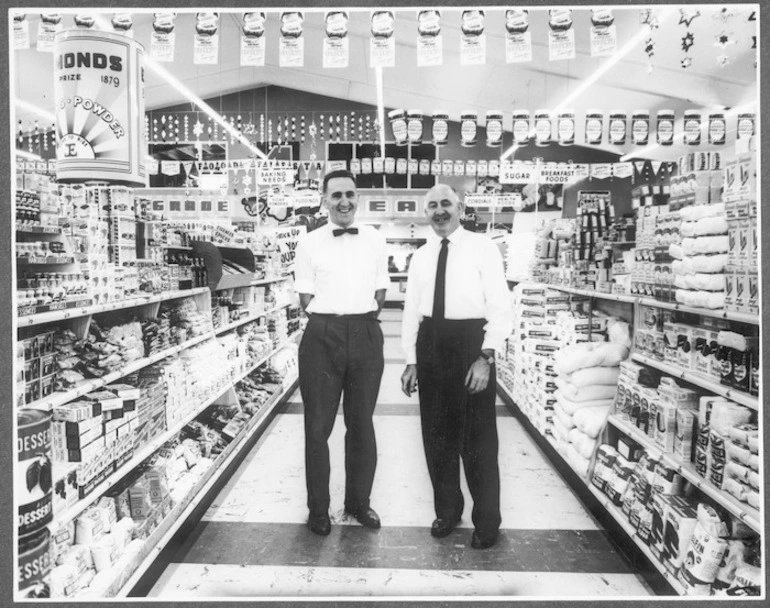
479, 351, 495, 366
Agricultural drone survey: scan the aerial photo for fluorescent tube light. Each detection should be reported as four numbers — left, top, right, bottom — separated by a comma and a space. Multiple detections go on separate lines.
15, 149, 43, 161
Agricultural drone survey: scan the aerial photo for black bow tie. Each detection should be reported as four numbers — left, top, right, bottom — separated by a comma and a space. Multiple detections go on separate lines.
333, 227, 359, 237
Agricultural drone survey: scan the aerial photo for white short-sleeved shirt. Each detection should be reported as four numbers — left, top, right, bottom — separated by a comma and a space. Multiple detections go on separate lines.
294, 223, 389, 315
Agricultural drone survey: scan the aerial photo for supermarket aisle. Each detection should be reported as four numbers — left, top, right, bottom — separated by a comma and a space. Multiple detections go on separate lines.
149, 309, 653, 599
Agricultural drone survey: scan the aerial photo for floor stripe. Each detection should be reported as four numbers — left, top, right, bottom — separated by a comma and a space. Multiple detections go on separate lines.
167, 521, 635, 575
148, 563, 653, 598
276, 402, 513, 416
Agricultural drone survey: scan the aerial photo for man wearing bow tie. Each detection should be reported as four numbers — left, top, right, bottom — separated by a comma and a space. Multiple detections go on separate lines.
294, 169, 389, 536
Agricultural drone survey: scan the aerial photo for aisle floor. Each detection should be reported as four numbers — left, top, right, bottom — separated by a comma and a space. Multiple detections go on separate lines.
149, 310, 653, 599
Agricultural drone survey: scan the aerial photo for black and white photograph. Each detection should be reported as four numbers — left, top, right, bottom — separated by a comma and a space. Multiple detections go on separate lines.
5, 2, 766, 605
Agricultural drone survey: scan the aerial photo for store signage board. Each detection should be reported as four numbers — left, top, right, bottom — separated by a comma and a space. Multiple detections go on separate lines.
293, 191, 321, 209
257, 167, 295, 186
268, 191, 293, 208
499, 162, 538, 184
272, 225, 306, 267
367, 199, 390, 214
394, 200, 419, 215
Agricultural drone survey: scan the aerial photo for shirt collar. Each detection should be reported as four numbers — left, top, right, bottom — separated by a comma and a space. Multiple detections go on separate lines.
429, 227, 466, 246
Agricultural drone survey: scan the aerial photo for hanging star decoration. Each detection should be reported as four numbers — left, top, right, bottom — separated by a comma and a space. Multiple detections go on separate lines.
717, 54, 730, 66
714, 31, 735, 49
242, 174, 252, 188
679, 8, 701, 27
645, 37, 655, 57
193, 120, 204, 138
713, 7, 736, 23
641, 9, 660, 29
681, 32, 695, 52
681, 56, 693, 69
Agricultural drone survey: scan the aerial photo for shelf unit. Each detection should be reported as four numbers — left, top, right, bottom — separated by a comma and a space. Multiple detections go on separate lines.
17, 287, 210, 328
607, 415, 761, 532
545, 284, 759, 325
497, 381, 679, 596
502, 281, 763, 596
213, 302, 291, 336
631, 353, 758, 410
57, 332, 301, 527
586, 484, 687, 595
24, 330, 216, 412
16, 224, 62, 234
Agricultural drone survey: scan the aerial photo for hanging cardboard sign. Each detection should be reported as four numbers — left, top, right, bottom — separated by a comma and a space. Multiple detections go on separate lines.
194, 12, 219, 64
151, 12, 176, 62
323, 11, 349, 69
500, 162, 537, 184
460, 10, 486, 65
54, 30, 146, 186
13, 14, 30, 50
632, 110, 650, 145
590, 9, 616, 57
111, 13, 134, 38
505, 9, 532, 63
273, 226, 306, 267
280, 12, 304, 67
370, 11, 395, 68
548, 9, 575, 60
417, 10, 442, 66
257, 166, 295, 186
37, 13, 62, 52
240, 12, 266, 66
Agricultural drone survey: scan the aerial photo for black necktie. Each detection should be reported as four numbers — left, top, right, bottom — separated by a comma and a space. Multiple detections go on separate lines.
333, 227, 359, 237
432, 238, 449, 320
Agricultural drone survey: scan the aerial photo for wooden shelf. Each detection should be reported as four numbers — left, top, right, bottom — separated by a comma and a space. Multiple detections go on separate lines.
112, 376, 299, 598
16, 287, 210, 327
631, 353, 758, 410
586, 484, 686, 595
607, 415, 761, 533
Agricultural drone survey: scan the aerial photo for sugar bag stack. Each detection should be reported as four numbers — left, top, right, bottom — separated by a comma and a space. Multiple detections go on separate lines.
552, 340, 630, 476
670, 203, 729, 309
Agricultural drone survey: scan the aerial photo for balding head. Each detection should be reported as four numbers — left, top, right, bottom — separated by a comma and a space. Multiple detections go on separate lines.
424, 183, 464, 237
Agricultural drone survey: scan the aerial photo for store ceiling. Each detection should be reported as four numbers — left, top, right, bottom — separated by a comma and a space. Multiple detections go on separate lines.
11, 6, 758, 161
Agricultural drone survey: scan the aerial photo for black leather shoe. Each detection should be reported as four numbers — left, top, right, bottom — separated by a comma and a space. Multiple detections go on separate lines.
471, 530, 498, 549
431, 518, 460, 538
308, 513, 331, 536
349, 507, 381, 529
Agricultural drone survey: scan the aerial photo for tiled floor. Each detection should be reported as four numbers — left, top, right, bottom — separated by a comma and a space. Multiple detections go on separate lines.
149, 309, 654, 599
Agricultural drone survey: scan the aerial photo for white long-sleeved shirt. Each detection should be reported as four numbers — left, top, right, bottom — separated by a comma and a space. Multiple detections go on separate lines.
294, 223, 389, 314
401, 228, 512, 365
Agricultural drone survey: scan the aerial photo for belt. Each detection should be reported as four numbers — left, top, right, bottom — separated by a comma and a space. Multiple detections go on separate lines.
310, 311, 378, 320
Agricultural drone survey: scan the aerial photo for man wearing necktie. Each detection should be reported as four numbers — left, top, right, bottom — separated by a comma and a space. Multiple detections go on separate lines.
294, 169, 389, 536
401, 184, 512, 549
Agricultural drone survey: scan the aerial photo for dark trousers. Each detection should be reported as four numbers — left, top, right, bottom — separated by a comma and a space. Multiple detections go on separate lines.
298, 314, 384, 516
416, 318, 501, 535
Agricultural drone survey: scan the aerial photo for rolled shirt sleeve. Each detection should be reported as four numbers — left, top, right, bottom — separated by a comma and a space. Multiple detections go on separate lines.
293, 236, 315, 295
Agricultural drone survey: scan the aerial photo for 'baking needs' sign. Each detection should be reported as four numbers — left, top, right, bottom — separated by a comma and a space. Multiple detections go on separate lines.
54, 30, 146, 186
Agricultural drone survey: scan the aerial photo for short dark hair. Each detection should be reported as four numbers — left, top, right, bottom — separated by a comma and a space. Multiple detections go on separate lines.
322, 169, 357, 193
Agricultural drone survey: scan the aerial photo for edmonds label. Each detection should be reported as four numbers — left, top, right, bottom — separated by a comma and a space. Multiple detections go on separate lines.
57, 51, 123, 71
